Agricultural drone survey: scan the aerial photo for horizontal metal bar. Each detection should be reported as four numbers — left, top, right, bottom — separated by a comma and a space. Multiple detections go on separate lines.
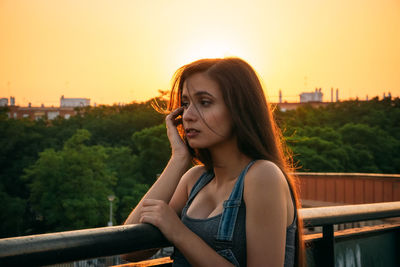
0, 224, 170, 266
294, 172, 400, 179
300, 201, 400, 226
0, 202, 399, 266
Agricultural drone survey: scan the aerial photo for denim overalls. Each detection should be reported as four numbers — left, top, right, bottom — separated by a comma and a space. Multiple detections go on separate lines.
173, 161, 255, 266
172, 160, 296, 267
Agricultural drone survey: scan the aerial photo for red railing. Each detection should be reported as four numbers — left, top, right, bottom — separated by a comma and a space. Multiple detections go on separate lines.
298, 173, 400, 206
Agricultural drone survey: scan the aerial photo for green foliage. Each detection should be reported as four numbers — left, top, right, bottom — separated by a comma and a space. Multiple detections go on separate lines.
1, 97, 399, 237
0, 116, 58, 237
339, 123, 399, 173
72, 101, 165, 147
117, 183, 149, 223
0, 186, 26, 238
277, 98, 400, 173
131, 124, 171, 184
0, 100, 166, 236
23, 129, 116, 231
102, 124, 170, 223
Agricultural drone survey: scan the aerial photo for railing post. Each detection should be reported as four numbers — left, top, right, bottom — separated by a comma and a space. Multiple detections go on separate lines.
322, 224, 335, 267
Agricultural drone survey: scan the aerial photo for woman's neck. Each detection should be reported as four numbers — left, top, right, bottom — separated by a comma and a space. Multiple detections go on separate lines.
209, 138, 252, 187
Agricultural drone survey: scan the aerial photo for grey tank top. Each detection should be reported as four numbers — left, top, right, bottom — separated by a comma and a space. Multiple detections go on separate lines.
173, 161, 297, 267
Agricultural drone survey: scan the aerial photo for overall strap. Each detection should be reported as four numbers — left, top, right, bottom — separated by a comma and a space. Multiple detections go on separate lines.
187, 170, 215, 204
216, 160, 256, 241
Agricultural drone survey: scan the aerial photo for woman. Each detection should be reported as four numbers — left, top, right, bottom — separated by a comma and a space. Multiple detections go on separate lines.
124, 58, 304, 266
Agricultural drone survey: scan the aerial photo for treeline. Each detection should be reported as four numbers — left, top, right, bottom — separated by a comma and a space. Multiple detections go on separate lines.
0, 97, 399, 238
0, 99, 170, 238
275, 97, 400, 173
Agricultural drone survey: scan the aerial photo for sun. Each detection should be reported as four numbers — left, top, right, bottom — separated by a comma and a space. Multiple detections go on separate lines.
185, 42, 230, 60
177, 36, 249, 66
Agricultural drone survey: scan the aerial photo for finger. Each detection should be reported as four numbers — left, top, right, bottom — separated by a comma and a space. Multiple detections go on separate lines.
166, 107, 183, 119
140, 210, 154, 218
140, 210, 154, 221
173, 118, 182, 127
142, 199, 164, 206
141, 206, 154, 213
140, 213, 161, 226
141, 205, 162, 213
142, 199, 156, 206
171, 106, 184, 116
166, 107, 184, 122
140, 214, 152, 224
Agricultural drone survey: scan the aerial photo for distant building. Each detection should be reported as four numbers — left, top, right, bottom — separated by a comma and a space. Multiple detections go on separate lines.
60, 95, 90, 107
0, 98, 8, 107
276, 102, 329, 112
274, 87, 329, 111
7, 105, 77, 120
0, 97, 16, 107
1, 96, 78, 120
300, 88, 323, 103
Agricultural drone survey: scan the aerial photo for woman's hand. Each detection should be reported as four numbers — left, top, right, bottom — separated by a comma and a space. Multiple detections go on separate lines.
140, 199, 184, 243
140, 199, 235, 267
165, 107, 190, 160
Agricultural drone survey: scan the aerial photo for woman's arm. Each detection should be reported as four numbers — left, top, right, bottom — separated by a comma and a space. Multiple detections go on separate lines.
124, 107, 190, 225
122, 108, 191, 261
122, 159, 204, 262
124, 156, 190, 225
244, 160, 294, 267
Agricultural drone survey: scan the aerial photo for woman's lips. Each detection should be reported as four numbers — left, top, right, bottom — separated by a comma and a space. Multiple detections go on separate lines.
185, 128, 200, 138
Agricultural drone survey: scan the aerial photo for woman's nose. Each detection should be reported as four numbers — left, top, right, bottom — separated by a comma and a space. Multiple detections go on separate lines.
182, 104, 197, 122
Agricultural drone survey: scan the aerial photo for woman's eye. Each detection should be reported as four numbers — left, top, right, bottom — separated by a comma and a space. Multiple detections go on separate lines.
200, 100, 211, 106
181, 102, 189, 108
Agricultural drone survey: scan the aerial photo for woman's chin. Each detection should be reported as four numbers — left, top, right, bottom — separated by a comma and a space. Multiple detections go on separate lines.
187, 141, 206, 150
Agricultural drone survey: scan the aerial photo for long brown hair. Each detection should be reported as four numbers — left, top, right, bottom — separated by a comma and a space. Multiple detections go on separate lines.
167, 57, 305, 266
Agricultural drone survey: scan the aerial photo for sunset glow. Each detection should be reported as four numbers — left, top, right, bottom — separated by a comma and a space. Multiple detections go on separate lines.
0, 0, 399, 106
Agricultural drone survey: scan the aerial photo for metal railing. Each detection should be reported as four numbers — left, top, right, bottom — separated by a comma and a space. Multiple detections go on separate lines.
1, 202, 400, 266
299, 201, 400, 267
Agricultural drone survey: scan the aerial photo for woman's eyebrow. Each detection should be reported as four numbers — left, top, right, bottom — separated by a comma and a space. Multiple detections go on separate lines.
182, 91, 214, 99
193, 91, 214, 98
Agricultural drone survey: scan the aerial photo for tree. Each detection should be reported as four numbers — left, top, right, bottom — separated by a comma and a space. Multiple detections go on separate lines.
339, 123, 400, 173
288, 135, 345, 172
104, 146, 149, 223
105, 123, 171, 223
23, 129, 116, 232
278, 98, 400, 173
0, 186, 26, 238
131, 124, 171, 184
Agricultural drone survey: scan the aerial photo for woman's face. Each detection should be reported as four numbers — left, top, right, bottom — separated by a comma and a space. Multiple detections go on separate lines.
181, 72, 234, 149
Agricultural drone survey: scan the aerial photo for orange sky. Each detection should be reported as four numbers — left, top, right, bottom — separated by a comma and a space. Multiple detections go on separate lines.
0, 0, 399, 106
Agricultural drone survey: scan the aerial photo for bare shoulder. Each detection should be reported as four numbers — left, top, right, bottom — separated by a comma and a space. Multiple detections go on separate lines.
180, 165, 207, 193
182, 164, 207, 181
244, 160, 291, 207
244, 160, 293, 226
245, 160, 288, 190
169, 164, 207, 213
